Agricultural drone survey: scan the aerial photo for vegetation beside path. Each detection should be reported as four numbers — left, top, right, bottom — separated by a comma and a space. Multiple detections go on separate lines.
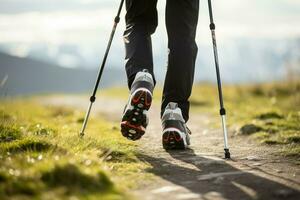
0, 99, 150, 200
190, 81, 300, 159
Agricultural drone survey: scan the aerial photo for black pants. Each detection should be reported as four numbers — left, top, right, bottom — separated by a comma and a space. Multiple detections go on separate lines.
124, 0, 199, 122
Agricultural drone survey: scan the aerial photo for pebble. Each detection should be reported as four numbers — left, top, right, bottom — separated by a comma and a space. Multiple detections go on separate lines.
252, 162, 263, 166
176, 193, 202, 199
273, 189, 294, 198
151, 186, 180, 193
245, 156, 261, 161
213, 176, 224, 185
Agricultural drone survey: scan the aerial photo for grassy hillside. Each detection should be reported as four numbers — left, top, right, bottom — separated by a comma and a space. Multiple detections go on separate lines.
0, 99, 150, 200
190, 81, 300, 158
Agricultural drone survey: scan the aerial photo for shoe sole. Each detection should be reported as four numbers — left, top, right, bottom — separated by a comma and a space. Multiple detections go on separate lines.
162, 128, 188, 150
121, 88, 152, 141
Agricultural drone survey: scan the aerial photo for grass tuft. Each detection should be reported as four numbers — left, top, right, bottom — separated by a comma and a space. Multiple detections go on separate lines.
0, 171, 8, 182
1, 138, 52, 153
238, 124, 262, 135
286, 135, 300, 144
257, 112, 283, 120
3, 178, 42, 196
281, 145, 300, 158
0, 125, 22, 142
76, 117, 84, 123
100, 148, 137, 163
262, 139, 285, 145
41, 164, 113, 193
0, 110, 13, 121
49, 106, 75, 117
27, 124, 55, 136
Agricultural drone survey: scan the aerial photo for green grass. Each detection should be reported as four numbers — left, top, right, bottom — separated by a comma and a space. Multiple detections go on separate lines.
190, 81, 300, 158
0, 99, 151, 200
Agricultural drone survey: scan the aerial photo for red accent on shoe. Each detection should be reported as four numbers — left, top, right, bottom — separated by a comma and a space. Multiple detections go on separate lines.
174, 132, 182, 141
163, 133, 170, 142
144, 92, 151, 106
132, 91, 145, 104
121, 121, 144, 131
163, 128, 183, 142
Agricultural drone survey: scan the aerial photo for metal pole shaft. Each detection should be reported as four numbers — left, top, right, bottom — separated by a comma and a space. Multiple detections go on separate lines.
80, 0, 125, 137
80, 102, 92, 136
207, 0, 230, 158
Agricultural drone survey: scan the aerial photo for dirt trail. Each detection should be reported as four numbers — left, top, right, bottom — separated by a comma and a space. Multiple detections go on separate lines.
45, 95, 300, 200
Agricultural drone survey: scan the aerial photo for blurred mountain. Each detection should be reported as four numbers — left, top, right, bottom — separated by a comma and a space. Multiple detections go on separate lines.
1, 37, 299, 96
194, 37, 300, 83
2, 37, 299, 84
0, 52, 126, 96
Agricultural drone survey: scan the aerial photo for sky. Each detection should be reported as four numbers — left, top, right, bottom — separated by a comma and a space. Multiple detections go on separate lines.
0, 0, 300, 82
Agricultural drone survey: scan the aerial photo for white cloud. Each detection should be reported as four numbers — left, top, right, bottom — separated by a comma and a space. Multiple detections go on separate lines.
0, 9, 124, 44
0, 0, 299, 74
0, 0, 299, 46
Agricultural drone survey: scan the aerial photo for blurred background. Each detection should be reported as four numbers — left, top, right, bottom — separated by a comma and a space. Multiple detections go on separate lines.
0, 0, 300, 95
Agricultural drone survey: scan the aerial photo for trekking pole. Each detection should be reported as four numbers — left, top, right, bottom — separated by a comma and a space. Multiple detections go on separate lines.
80, 0, 125, 137
207, 0, 231, 159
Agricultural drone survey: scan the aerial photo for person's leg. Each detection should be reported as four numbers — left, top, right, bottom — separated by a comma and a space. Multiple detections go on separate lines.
161, 0, 199, 122
124, 0, 158, 88
121, 0, 157, 141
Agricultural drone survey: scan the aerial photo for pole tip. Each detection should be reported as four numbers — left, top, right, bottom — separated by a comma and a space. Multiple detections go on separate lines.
224, 148, 231, 159
79, 132, 84, 138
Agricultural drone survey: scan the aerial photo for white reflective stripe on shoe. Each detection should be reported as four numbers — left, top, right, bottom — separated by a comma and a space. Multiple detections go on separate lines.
130, 87, 153, 97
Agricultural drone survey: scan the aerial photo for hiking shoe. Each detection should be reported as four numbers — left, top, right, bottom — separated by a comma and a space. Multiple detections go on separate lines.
162, 102, 191, 150
121, 69, 154, 140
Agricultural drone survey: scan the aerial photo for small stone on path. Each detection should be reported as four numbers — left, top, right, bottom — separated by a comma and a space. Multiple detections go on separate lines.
252, 162, 263, 166
151, 186, 181, 194
244, 156, 261, 161
213, 176, 225, 185
176, 193, 202, 199
273, 189, 294, 198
